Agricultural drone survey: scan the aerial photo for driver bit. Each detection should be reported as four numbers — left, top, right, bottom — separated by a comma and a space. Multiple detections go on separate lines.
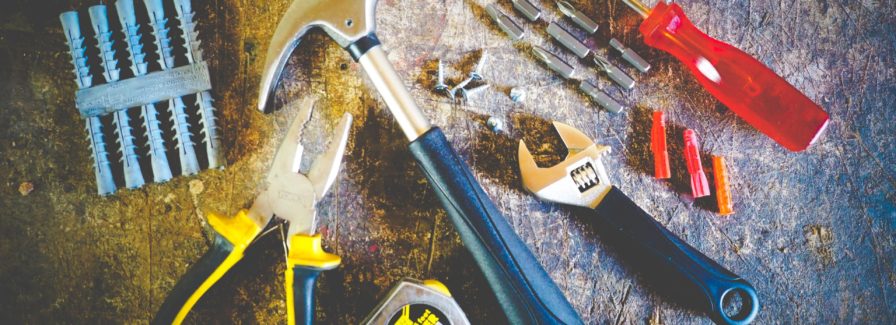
556, 1, 599, 34
60, 11, 117, 195
89, 5, 146, 189
144, 0, 201, 175
609, 38, 651, 73
592, 55, 635, 90
486, 4, 525, 41
174, 0, 224, 169
532, 47, 625, 113
116, 0, 173, 182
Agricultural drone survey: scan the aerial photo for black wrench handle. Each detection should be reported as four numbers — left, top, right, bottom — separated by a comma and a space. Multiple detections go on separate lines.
409, 128, 583, 325
590, 186, 759, 325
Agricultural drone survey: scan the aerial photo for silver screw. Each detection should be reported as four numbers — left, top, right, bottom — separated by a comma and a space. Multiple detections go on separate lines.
460, 84, 490, 101
434, 59, 448, 92
470, 51, 488, 81
487, 116, 504, 132
449, 77, 474, 99
509, 87, 526, 102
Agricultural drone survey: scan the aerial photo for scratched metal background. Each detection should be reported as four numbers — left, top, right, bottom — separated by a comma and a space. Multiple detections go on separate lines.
1, 0, 894, 323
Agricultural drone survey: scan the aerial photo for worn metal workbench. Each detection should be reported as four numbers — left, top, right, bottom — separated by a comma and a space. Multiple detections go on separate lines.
1, 0, 894, 323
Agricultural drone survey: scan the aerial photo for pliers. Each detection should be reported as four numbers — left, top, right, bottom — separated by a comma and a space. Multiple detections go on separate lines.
152, 97, 352, 325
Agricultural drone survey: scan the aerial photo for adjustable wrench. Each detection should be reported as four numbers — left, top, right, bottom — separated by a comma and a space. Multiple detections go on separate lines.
518, 122, 759, 325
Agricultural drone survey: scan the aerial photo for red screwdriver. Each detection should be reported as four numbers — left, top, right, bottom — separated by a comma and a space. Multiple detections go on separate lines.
622, 0, 830, 152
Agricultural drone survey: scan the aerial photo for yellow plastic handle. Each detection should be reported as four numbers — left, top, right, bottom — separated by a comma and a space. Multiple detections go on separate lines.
152, 210, 261, 325
285, 234, 340, 325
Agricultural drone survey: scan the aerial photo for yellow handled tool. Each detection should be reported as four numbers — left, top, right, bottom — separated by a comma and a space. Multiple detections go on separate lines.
152, 98, 352, 325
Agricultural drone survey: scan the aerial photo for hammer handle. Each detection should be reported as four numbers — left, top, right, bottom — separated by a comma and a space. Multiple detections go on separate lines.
409, 128, 583, 325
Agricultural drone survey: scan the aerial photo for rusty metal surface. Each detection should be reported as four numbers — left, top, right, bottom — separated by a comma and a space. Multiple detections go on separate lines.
1, 0, 895, 323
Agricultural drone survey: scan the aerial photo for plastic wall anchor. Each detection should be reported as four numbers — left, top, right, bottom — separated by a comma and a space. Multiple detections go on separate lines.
651, 111, 670, 179
90, 5, 146, 189
683, 129, 710, 198
196, 91, 224, 169
61, 10, 116, 195
117, 0, 174, 182
712, 155, 734, 215
142, 103, 173, 182
170, 97, 201, 175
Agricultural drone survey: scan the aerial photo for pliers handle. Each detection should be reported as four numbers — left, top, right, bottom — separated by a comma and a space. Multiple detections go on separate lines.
151, 210, 261, 325
285, 234, 340, 325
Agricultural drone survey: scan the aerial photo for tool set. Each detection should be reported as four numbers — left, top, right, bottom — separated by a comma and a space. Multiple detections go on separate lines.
519, 122, 759, 324
484, 2, 634, 113
59, 0, 222, 195
508, 0, 642, 90
51, 0, 837, 322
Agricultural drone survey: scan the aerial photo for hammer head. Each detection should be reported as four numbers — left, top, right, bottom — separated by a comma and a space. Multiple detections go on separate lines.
518, 122, 613, 208
258, 0, 377, 112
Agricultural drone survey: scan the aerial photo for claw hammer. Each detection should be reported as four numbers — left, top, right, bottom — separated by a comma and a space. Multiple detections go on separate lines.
258, 1, 582, 324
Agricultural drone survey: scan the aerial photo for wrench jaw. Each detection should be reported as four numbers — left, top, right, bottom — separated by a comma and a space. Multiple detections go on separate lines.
258, 0, 377, 113
518, 125, 614, 208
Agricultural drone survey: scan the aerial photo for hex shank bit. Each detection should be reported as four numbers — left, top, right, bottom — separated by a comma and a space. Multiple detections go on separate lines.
511, 0, 542, 21
532, 46, 625, 113
173, 0, 224, 169
486, 4, 525, 41
144, 0, 201, 175
546, 22, 590, 58
609, 38, 651, 73
593, 55, 635, 90
60, 11, 117, 195
557, 1, 599, 34
116, 0, 173, 182
89, 5, 146, 189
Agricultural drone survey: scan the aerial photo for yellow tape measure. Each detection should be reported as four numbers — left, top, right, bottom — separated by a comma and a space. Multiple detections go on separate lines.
362, 278, 470, 325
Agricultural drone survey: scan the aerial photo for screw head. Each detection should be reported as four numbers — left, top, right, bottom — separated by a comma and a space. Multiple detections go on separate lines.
486, 116, 504, 132
509, 87, 526, 102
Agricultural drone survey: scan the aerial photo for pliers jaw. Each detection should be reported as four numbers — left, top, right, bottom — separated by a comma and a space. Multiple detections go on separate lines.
250, 97, 353, 239
258, 0, 378, 113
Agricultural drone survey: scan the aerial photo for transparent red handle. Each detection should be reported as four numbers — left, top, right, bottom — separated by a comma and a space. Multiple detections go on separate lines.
640, 2, 829, 151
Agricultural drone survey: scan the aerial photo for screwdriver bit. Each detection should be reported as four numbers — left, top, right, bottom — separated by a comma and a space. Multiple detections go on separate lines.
546, 22, 591, 58
593, 55, 635, 90
511, 0, 542, 21
609, 38, 651, 73
557, 1, 599, 34
532, 46, 625, 113
532, 46, 575, 79
486, 4, 525, 41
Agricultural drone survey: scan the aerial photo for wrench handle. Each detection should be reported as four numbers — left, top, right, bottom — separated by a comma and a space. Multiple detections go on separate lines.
589, 186, 759, 325
410, 128, 583, 325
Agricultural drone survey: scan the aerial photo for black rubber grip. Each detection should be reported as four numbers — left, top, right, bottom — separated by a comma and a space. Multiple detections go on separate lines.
409, 128, 583, 325
152, 233, 235, 325
291, 266, 322, 325
590, 186, 759, 325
